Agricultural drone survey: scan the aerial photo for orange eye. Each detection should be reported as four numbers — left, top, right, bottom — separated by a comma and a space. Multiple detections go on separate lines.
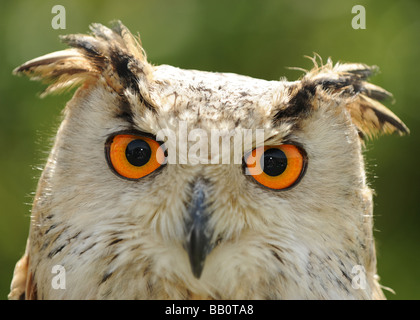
106, 133, 165, 180
245, 144, 306, 190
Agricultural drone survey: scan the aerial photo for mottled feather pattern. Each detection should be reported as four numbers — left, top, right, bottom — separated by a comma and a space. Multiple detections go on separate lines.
9, 21, 408, 300
288, 59, 409, 139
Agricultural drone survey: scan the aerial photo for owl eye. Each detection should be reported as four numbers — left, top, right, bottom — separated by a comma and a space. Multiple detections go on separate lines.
106, 134, 165, 180
245, 144, 306, 190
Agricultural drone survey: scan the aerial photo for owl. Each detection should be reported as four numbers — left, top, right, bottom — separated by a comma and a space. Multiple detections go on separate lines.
9, 21, 408, 300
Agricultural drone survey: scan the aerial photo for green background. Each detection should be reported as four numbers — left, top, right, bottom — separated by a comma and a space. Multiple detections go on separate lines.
0, 0, 418, 299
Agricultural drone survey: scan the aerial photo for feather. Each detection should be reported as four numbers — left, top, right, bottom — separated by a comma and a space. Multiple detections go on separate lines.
300, 59, 409, 139
13, 21, 152, 97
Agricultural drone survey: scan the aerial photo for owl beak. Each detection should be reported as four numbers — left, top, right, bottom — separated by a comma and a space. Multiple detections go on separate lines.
184, 178, 214, 279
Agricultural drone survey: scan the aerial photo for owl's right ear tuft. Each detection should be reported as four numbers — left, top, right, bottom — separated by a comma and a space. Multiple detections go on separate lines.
13, 49, 96, 97
13, 21, 152, 97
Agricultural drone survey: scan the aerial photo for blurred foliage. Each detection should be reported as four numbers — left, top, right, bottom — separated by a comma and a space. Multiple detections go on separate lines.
0, 0, 419, 299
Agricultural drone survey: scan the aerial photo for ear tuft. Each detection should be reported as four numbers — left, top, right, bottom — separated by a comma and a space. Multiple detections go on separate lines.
13, 49, 96, 97
347, 95, 409, 139
13, 21, 151, 96
302, 58, 409, 139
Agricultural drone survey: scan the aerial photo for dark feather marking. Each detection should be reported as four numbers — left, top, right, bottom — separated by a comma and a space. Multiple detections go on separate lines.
60, 35, 103, 59
79, 242, 97, 256
357, 129, 366, 140
48, 244, 66, 258
48, 229, 80, 255
273, 83, 315, 123
364, 89, 391, 102
14, 56, 77, 74
108, 238, 123, 246
319, 79, 355, 92
41, 240, 51, 251
109, 254, 119, 263
270, 249, 284, 264
52, 226, 70, 243
268, 243, 285, 253
358, 103, 408, 135
138, 94, 156, 113
59, 36, 106, 73
345, 66, 377, 79
70, 231, 81, 241
335, 277, 350, 293
130, 244, 141, 252
317, 78, 391, 102
100, 271, 114, 284
116, 97, 135, 125
318, 78, 362, 95
44, 224, 57, 235
109, 51, 139, 93
109, 50, 156, 113
370, 104, 409, 134
50, 68, 88, 78
48, 232, 80, 256
61, 33, 156, 113
340, 268, 352, 282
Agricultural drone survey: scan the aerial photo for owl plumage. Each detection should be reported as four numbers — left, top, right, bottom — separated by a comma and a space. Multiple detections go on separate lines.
9, 21, 408, 300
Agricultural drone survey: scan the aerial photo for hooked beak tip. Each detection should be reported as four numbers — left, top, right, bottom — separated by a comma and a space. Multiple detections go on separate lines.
184, 177, 214, 279
190, 258, 205, 279
186, 221, 213, 279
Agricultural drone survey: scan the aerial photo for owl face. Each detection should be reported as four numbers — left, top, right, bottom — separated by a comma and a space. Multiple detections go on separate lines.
12, 22, 408, 299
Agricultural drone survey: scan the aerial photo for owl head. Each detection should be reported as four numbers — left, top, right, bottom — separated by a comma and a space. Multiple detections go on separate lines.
12, 21, 408, 299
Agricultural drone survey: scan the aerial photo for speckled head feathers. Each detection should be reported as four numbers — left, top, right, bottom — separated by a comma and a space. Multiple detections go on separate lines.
14, 21, 408, 140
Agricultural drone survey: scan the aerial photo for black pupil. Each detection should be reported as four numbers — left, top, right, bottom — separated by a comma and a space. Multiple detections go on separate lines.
261, 148, 287, 176
125, 139, 152, 167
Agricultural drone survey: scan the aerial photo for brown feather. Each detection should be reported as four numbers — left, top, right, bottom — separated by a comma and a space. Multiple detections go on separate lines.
301, 58, 409, 139
13, 20, 152, 97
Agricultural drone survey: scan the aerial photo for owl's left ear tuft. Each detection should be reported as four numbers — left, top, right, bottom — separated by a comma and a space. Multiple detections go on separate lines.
302, 59, 410, 139
346, 94, 409, 140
